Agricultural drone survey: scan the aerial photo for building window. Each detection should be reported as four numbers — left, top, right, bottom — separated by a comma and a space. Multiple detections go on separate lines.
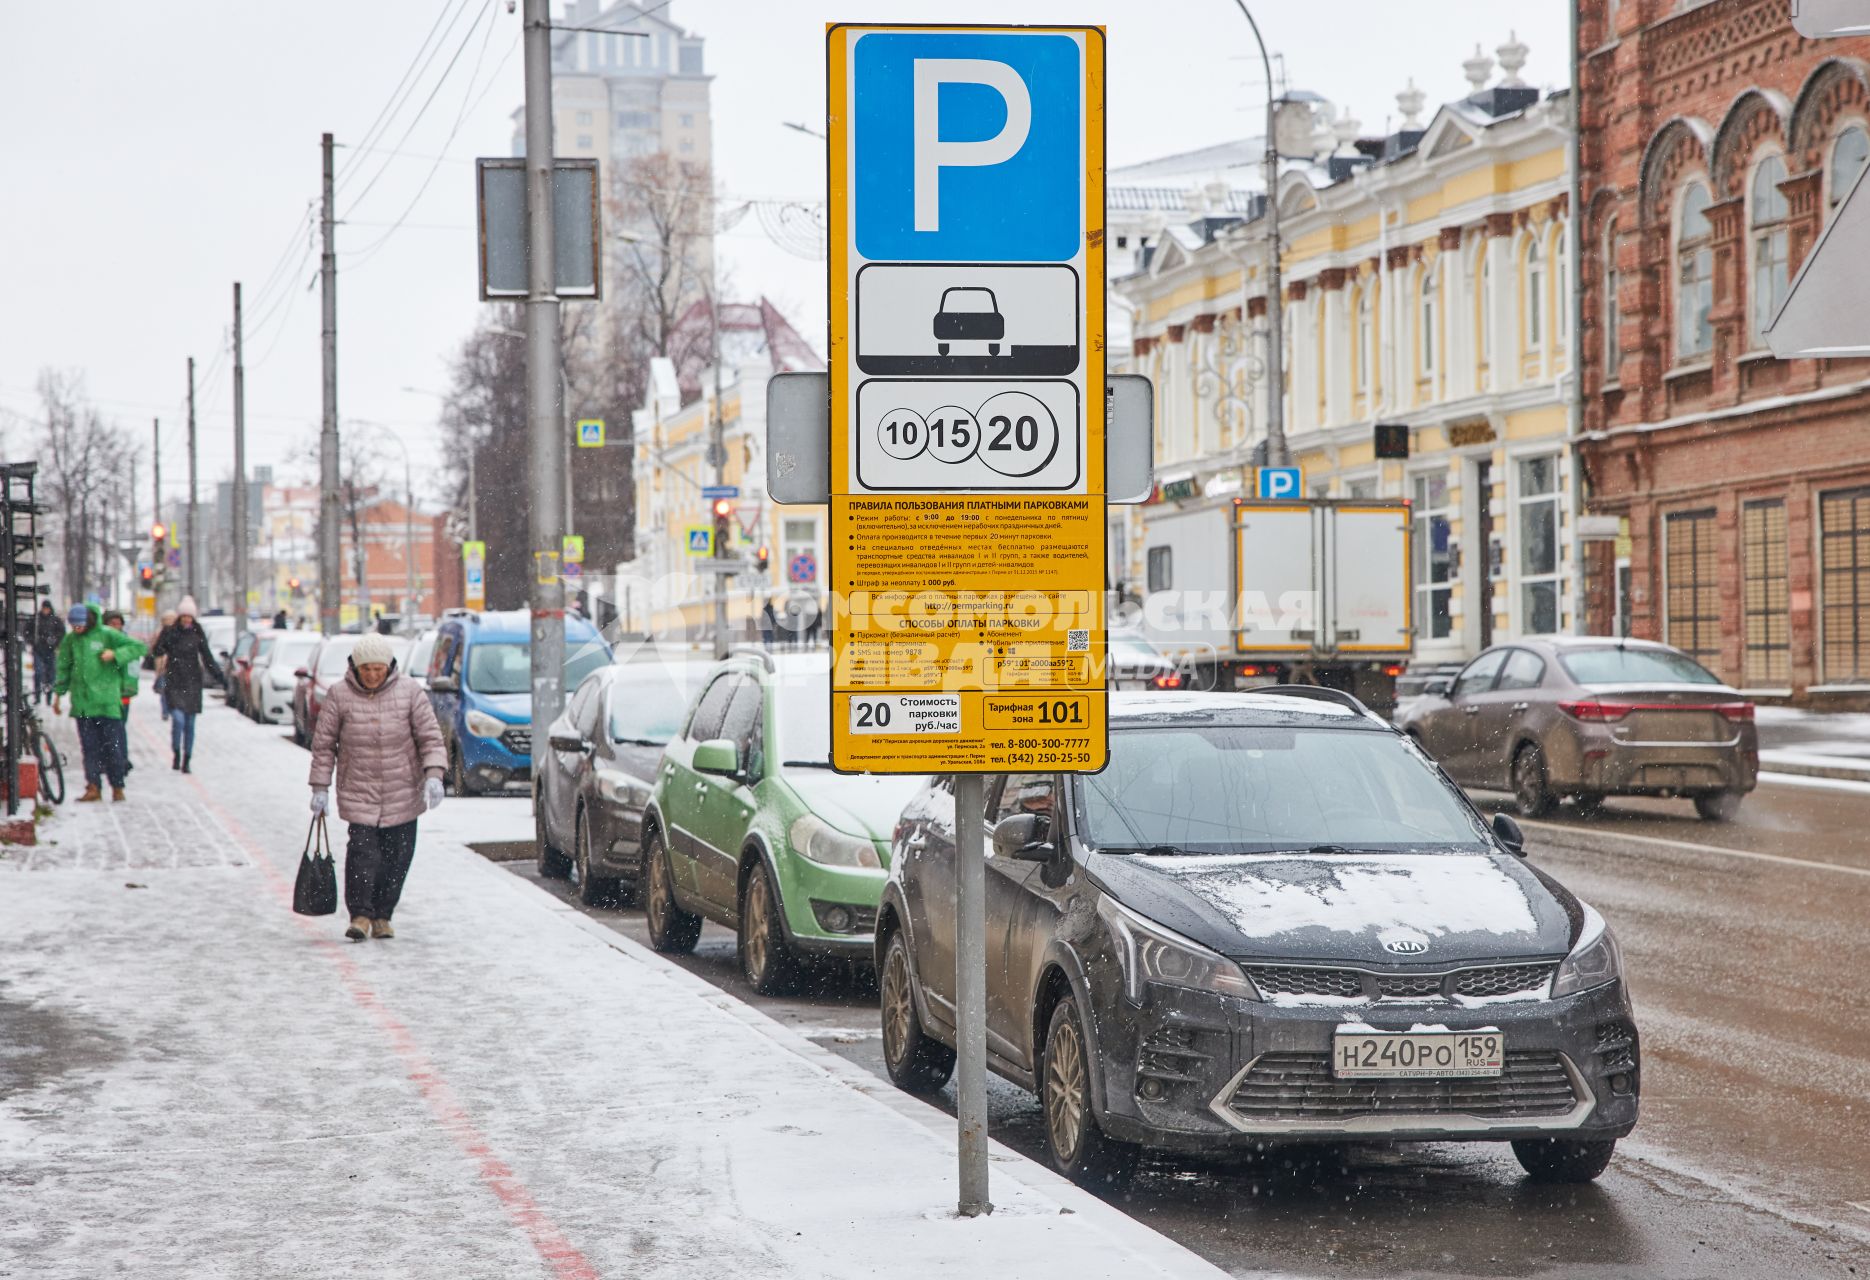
1750, 154, 1791, 345
1677, 182, 1714, 359
1354, 285, 1372, 395
1348, 477, 1379, 499
679, 44, 703, 74
1146, 546, 1173, 593
576, 134, 593, 149
679, 139, 695, 153
1475, 248, 1493, 368
1412, 471, 1454, 640
1602, 218, 1622, 380
576, 110, 592, 126
1516, 455, 1561, 634
1665, 508, 1722, 676
1820, 486, 1870, 683
1831, 125, 1869, 212
1418, 264, 1437, 378
1525, 238, 1545, 352
680, 113, 695, 128
1742, 499, 1790, 687
1554, 226, 1570, 349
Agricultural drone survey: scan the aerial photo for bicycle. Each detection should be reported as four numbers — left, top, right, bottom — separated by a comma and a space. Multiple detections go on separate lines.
19, 702, 65, 805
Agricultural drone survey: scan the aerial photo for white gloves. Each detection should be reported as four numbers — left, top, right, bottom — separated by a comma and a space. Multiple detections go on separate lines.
424, 778, 444, 812
310, 789, 329, 817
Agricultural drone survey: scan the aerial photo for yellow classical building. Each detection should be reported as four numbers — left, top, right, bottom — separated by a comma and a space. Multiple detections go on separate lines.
1117, 48, 1578, 667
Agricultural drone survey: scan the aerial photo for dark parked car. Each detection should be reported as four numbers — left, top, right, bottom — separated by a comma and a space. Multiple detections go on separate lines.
534, 657, 709, 905
877, 689, 1639, 1188
1393, 637, 1758, 820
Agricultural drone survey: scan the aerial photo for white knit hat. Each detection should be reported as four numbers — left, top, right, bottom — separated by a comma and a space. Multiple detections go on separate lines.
175, 595, 200, 619
352, 633, 396, 667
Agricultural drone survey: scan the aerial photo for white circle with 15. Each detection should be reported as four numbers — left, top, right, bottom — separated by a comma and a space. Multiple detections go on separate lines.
976, 390, 1060, 478
876, 407, 928, 460
924, 406, 979, 464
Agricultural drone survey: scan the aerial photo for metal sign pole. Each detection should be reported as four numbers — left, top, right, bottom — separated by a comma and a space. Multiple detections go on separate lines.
952, 772, 991, 1217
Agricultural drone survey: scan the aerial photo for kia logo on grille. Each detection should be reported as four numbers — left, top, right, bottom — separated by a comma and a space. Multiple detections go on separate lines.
1383, 938, 1429, 955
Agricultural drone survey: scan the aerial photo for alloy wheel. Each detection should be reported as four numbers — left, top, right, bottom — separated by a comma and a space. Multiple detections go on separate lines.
1046, 1017, 1089, 1163
881, 946, 914, 1069
743, 872, 770, 983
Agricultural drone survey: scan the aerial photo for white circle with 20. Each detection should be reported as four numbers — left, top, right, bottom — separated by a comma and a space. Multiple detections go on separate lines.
876, 407, 928, 460
975, 390, 1060, 478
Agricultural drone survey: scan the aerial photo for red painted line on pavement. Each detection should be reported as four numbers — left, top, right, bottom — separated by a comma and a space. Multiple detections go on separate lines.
131, 715, 601, 1280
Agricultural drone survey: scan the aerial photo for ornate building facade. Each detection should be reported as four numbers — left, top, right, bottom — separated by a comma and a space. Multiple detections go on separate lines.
1577, 0, 1870, 699
1118, 43, 1576, 669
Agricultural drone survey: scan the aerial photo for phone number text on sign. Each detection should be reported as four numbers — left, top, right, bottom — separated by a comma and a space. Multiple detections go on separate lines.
847, 694, 963, 735
856, 379, 1080, 492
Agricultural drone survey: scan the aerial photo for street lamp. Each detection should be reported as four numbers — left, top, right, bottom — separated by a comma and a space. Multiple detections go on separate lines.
1230, 0, 1291, 466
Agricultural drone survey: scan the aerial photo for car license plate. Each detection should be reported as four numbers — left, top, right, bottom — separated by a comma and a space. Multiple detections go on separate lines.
1332, 1030, 1504, 1079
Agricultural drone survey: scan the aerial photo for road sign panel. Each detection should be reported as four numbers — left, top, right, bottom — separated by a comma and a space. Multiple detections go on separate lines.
829, 23, 1106, 775
685, 526, 713, 556
1257, 466, 1303, 499
576, 419, 605, 448
788, 550, 818, 584
701, 485, 740, 501
562, 534, 584, 565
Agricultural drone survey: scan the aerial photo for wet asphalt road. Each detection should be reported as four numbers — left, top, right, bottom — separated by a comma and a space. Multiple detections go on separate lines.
495, 773, 1870, 1280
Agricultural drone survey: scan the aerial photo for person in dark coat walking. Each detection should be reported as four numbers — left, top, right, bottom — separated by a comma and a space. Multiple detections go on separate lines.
150, 596, 223, 773
31, 601, 65, 703
272, 609, 289, 630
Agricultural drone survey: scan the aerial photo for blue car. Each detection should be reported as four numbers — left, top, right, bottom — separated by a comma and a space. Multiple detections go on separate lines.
426, 609, 612, 796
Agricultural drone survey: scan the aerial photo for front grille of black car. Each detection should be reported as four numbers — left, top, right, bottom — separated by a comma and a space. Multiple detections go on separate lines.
500, 727, 532, 755
1223, 1050, 1580, 1123
1245, 963, 1556, 1003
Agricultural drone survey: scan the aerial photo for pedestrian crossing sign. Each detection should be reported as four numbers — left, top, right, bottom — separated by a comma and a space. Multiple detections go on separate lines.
685, 526, 713, 556
577, 418, 605, 448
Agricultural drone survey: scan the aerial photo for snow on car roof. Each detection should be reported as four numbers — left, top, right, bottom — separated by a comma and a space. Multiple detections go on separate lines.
1110, 689, 1375, 725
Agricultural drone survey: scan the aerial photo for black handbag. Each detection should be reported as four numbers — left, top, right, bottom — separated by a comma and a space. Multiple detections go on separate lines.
292, 816, 338, 916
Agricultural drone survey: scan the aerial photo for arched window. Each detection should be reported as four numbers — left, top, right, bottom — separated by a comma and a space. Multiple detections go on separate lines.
1355, 284, 1372, 395
1751, 155, 1790, 344
1603, 218, 1622, 380
1554, 226, 1570, 348
1419, 263, 1437, 377
1677, 181, 1714, 359
1832, 125, 1869, 212
1480, 255, 1493, 366
1525, 238, 1545, 351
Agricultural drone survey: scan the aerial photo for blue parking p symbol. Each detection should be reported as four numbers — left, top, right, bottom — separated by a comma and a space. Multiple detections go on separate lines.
1257, 466, 1303, 500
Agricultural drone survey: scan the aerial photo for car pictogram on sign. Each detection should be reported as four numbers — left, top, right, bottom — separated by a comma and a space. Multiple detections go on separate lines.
933, 287, 1003, 357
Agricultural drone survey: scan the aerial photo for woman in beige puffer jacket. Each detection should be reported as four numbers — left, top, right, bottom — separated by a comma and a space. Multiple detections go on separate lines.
308, 633, 447, 941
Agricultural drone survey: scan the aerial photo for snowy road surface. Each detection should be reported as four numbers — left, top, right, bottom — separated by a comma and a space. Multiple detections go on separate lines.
0, 695, 1234, 1280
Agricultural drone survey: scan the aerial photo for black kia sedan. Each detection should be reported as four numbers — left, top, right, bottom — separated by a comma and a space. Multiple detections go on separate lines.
876, 689, 1639, 1187
534, 655, 709, 905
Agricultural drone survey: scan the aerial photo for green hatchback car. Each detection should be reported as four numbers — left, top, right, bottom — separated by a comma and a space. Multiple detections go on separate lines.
641, 650, 927, 993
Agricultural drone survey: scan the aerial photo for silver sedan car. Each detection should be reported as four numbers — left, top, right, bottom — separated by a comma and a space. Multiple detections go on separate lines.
1394, 637, 1758, 821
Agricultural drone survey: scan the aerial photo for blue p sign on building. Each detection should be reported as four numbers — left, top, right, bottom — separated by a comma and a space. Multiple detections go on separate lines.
853, 32, 1081, 262
1257, 466, 1303, 500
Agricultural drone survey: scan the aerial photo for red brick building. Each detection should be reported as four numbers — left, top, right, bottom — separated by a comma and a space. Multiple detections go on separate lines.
1578, 0, 1870, 701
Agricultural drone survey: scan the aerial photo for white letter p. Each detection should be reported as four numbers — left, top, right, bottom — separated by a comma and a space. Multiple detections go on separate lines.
912, 59, 1031, 233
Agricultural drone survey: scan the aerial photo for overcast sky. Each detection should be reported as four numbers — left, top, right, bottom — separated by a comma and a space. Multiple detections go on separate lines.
0, 1, 1566, 507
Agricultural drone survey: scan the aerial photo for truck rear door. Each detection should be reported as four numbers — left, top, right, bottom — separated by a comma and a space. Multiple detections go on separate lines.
1328, 504, 1413, 656
1232, 503, 1319, 653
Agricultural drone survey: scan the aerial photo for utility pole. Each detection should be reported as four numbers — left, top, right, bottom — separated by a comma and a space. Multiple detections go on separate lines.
186, 357, 199, 600
710, 283, 730, 660
523, 0, 566, 759
466, 441, 478, 543
232, 281, 249, 637
151, 419, 160, 539
320, 132, 342, 637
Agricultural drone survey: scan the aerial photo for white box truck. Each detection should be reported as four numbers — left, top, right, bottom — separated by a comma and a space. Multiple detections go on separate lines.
1133, 497, 1414, 711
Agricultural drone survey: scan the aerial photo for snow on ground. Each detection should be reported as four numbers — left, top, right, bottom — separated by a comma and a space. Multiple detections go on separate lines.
0, 697, 1237, 1280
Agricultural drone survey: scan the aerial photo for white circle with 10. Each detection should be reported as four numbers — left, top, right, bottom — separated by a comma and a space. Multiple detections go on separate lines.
871, 390, 1058, 477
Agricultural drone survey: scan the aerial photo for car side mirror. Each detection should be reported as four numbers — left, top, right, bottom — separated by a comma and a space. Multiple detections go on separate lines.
293, 667, 309, 679
1491, 812, 1526, 857
548, 733, 590, 754
1424, 676, 1453, 698
429, 672, 459, 693
693, 737, 741, 778
992, 812, 1056, 862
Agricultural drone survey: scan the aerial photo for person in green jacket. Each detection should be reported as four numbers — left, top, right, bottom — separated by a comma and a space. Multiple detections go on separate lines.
53, 603, 147, 802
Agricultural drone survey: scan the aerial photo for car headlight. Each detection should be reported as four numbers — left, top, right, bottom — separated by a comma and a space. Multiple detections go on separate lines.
465, 709, 508, 739
595, 768, 637, 805
1096, 895, 1259, 1005
1552, 903, 1624, 998
788, 814, 881, 869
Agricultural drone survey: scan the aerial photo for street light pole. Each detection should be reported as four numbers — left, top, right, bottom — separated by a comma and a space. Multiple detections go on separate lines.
1232, 0, 1289, 466
320, 131, 342, 636
523, 0, 567, 762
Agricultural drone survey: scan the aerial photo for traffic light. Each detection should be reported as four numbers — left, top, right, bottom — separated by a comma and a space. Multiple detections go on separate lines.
755, 544, 771, 573
711, 498, 734, 555
138, 565, 155, 587
1374, 422, 1410, 460
150, 522, 166, 543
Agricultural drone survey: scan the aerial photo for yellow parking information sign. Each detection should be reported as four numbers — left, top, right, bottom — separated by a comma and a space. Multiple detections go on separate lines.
827, 23, 1107, 774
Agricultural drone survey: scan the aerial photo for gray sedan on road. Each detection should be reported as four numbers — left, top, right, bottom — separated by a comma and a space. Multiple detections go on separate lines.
877, 689, 1639, 1188
1394, 637, 1758, 821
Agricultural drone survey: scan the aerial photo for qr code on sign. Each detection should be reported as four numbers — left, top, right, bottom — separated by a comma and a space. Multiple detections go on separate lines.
1066, 629, 1089, 652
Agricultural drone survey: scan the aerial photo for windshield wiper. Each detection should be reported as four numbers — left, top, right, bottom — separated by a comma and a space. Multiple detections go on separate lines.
1096, 844, 1182, 856
783, 760, 836, 769
612, 737, 667, 747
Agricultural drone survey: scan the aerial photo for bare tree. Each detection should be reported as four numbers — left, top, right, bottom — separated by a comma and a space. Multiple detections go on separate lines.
609, 151, 716, 371
35, 370, 133, 601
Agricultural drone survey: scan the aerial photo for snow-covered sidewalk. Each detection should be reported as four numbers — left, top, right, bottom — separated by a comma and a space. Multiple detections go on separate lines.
1756, 705, 1870, 782
0, 696, 1233, 1280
